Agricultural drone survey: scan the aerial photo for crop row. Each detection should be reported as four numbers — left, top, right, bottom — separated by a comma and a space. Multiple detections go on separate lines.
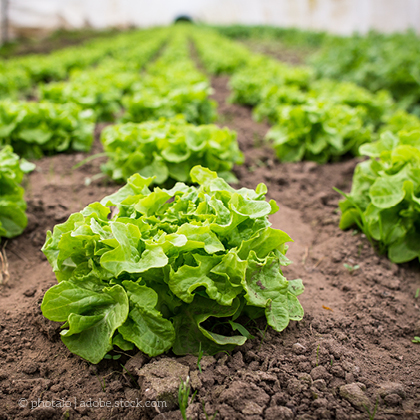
2, 25, 419, 362
214, 25, 420, 117
0, 26, 241, 242
0, 28, 168, 100
191, 27, 420, 263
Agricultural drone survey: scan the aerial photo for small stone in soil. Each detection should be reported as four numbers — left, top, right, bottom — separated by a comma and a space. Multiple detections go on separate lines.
340, 383, 371, 412
292, 343, 307, 354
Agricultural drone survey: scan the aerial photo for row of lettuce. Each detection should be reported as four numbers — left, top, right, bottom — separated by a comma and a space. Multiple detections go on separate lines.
215, 25, 420, 118
2, 26, 420, 264
0, 28, 167, 99
192, 28, 420, 265
0, 26, 241, 239
1, 26, 305, 361
1, 25, 418, 362
0, 27, 221, 159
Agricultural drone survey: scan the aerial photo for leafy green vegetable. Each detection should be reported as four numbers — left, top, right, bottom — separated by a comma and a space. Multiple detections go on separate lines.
338, 130, 420, 263
0, 102, 95, 158
122, 28, 216, 125
211, 24, 329, 49
0, 146, 35, 238
266, 100, 373, 163
310, 31, 420, 115
192, 28, 251, 74
253, 84, 307, 123
0, 66, 31, 100
380, 110, 420, 135
40, 33, 167, 122
229, 55, 314, 106
254, 78, 393, 128
100, 116, 243, 185
41, 166, 303, 363
0, 27, 169, 100
189, 27, 399, 164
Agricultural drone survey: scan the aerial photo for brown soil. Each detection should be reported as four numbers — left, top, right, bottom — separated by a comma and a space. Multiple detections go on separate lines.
1, 78, 420, 420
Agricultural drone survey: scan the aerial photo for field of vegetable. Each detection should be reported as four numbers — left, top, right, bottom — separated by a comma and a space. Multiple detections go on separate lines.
0, 24, 419, 420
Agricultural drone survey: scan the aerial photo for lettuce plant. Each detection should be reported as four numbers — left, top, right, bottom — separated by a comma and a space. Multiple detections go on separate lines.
40, 35, 167, 122
267, 100, 373, 163
307, 79, 394, 127
0, 146, 35, 238
253, 85, 307, 123
254, 79, 393, 128
40, 71, 138, 122
122, 83, 216, 125
0, 102, 95, 158
380, 110, 420, 135
338, 130, 420, 263
121, 29, 216, 125
310, 31, 420, 115
192, 29, 251, 74
41, 166, 304, 363
101, 117, 243, 185
0, 66, 32, 100
229, 56, 314, 105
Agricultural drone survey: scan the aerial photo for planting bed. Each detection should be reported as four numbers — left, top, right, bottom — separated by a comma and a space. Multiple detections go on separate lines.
0, 75, 419, 420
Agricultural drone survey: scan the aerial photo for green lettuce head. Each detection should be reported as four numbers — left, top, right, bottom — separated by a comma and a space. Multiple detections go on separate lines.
41, 166, 304, 363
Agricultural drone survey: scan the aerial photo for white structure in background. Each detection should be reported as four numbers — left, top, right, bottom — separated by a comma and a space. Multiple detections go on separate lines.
1, 0, 420, 41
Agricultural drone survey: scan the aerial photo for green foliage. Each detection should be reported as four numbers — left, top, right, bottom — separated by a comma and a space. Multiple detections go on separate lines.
338, 130, 420, 263
343, 263, 360, 273
0, 28, 167, 99
254, 78, 393, 126
0, 66, 32, 100
0, 146, 34, 238
0, 102, 95, 158
307, 80, 394, 127
266, 100, 373, 163
188, 27, 406, 164
100, 117, 243, 185
253, 84, 307, 123
41, 166, 304, 363
311, 31, 420, 115
210, 24, 330, 49
179, 376, 197, 420
380, 110, 420, 135
40, 68, 138, 122
40, 34, 167, 122
192, 28, 251, 74
122, 29, 216, 125
229, 55, 314, 105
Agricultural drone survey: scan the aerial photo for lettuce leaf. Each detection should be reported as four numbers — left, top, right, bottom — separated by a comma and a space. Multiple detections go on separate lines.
338, 130, 420, 263
0, 102, 95, 158
100, 116, 243, 185
0, 145, 34, 238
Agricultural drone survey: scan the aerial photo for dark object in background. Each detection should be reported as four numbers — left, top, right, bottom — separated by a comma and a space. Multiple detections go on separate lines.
174, 15, 193, 23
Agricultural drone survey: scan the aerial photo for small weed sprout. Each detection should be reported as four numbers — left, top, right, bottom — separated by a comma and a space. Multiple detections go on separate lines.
202, 401, 217, 420
343, 263, 360, 273
179, 376, 197, 420
316, 344, 320, 367
364, 397, 379, 420
104, 354, 121, 360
